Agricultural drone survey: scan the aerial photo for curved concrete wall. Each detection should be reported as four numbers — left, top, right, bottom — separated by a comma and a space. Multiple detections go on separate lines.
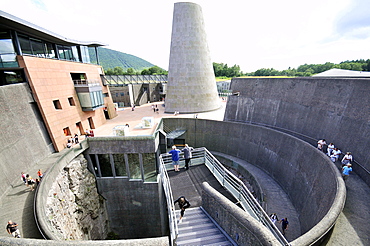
224, 77, 370, 186
162, 118, 346, 245
202, 182, 279, 246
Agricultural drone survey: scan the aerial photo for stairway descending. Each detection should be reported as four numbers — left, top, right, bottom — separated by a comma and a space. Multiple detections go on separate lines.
176, 207, 236, 246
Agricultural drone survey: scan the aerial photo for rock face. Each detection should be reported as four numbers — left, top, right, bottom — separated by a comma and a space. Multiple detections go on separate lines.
46, 155, 109, 240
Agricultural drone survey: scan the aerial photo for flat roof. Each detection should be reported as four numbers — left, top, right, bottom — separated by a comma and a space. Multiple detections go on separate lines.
0, 10, 106, 47
313, 68, 370, 78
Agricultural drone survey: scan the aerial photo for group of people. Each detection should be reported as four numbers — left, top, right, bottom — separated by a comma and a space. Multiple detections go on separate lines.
169, 144, 194, 223
12, 170, 44, 237
168, 144, 194, 172
269, 213, 289, 236
317, 139, 353, 180
67, 133, 80, 148
21, 169, 43, 191
151, 104, 160, 114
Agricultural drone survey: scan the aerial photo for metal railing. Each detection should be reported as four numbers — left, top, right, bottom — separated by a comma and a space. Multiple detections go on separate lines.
158, 155, 178, 246
102, 75, 168, 86
161, 147, 290, 246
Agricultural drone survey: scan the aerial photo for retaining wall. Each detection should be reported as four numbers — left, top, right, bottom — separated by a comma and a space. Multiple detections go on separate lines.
0, 83, 53, 197
225, 77, 370, 187
202, 182, 279, 246
162, 118, 346, 245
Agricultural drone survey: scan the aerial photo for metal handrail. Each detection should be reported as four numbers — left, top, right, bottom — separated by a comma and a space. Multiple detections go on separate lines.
158, 155, 178, 246
161, 147, 290, 246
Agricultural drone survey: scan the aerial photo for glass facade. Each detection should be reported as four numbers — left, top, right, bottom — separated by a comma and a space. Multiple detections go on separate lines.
0, 30, 18, 67
90, 153, 157, 181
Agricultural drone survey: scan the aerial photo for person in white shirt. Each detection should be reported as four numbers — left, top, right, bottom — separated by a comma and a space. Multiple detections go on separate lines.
341, 152, 353, 167
327, 143, 335, 156
317, 139, 326, 152
330, 148, 341, 162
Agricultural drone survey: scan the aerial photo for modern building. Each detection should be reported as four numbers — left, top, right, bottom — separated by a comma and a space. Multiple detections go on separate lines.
0, 10, 117, 152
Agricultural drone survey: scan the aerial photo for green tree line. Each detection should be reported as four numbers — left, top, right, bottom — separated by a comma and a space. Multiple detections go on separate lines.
246, 59, 370, 77
105, 59, 370, 77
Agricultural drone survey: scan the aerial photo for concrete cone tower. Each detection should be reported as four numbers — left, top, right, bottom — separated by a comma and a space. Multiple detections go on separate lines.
165, 2, 220, 113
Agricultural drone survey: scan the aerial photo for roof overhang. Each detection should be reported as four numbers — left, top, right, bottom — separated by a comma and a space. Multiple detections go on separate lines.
0, 10, 106, 47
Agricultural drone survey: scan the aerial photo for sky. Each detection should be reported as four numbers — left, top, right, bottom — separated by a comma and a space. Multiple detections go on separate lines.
2, 0, 370, 72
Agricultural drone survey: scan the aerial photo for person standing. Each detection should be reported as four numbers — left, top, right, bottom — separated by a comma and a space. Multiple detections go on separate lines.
37, 169, 43, 180
6, 220, 21, 238
174, 196, 191, 223
169, 145, 181, 171
280, 217, 289, 235
327, 142, 335, 156
330, 148, 342, 163
342, 164, 353, 181
341, 152, 353, 167
182, 144, 194, 170
21, 172, 26, 185
317, 139, 326, 152
269, 213, 279, 224
74, 133, 79, 144
26, 174, 35, 191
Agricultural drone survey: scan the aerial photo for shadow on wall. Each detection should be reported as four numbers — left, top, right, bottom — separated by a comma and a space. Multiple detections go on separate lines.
161, 117, 346, 246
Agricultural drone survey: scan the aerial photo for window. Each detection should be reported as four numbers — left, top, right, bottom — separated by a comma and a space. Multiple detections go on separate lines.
63, 127, 71, 136
53, 99, 62, 109
0, 30, 17, 67
113, 154, 127, 176
142, 153, 156, 181
128, 153, 141, 179
120, 92, 124, 96
68, 97, 76, 106
98, 154, 113, 177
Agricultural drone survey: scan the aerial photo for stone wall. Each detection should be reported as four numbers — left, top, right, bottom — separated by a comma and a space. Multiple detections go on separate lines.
46, 155, 109, 240
224, 77, 370, 186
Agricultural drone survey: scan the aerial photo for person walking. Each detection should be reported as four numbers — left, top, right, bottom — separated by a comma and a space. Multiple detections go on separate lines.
181, 144, 194, 170
280, 217, 289, 235
169, 145, 181, 171
341, 152, 353, 167
269, 213, 279, 224
6, 220, 21, 238
37, 169, 43, 180
21, 172, 26, 185
342, 163, 353, 181
330, 148, 342, 163
26, 174, 35, 191
327, 142, 335, 156
317, 139, 326, 152
174, 196, 191, 223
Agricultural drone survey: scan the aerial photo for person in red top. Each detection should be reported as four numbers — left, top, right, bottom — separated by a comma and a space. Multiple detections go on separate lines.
37, 169, 43, 180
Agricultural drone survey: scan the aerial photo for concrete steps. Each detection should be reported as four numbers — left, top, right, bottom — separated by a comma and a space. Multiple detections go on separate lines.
176, 207, 235, 246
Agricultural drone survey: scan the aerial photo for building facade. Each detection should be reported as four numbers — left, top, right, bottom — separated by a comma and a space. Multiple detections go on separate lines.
0, 10, 117, 151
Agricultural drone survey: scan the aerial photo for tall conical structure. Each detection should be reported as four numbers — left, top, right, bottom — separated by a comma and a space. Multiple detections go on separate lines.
165, 2, 220, 113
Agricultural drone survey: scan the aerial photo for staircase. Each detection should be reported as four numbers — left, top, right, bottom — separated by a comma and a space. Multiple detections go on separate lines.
176, 207, 236, 246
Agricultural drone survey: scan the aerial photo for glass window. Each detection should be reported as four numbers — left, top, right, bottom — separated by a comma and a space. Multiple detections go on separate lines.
142, 153, 157, 182
113, 154, 127, 176
89, 154, 100, 177
18, 35, 32, 55
80, 46, 90, 63
127, 153, 141, 179
30, 38, 45, 57
98, 154, 113, 177
0, 31, 15, 54
45, 43, 55, 58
